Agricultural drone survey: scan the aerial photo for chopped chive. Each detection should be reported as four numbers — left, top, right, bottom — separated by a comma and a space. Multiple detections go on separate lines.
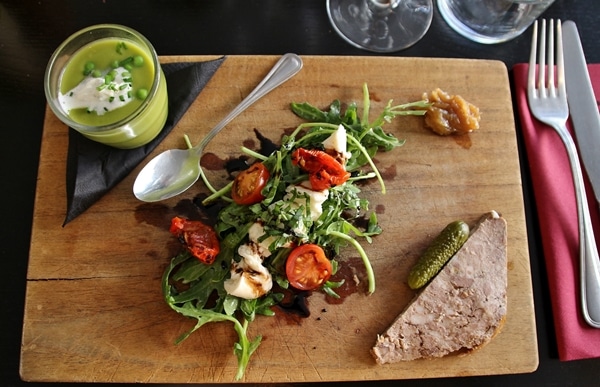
109, 96, 115, 102
104, 107, 108, 112
125, 64, 133, 71
119, 56, 134, 67
69, 91, 74, 97
116, 41, 127, 54
119, 95, 125, 102
127, 90, 132, 99
119, 84, 128, 90
123, 77, 132, 83
96, 84, 107, 91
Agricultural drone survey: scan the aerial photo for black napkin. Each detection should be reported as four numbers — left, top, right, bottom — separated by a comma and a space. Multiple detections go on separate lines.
63, 56, 226, 225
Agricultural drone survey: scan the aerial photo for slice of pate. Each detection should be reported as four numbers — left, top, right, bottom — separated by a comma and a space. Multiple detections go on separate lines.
371, 211, 507, 364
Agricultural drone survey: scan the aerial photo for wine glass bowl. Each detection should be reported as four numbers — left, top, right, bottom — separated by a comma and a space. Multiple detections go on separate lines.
327, 0, 433, 53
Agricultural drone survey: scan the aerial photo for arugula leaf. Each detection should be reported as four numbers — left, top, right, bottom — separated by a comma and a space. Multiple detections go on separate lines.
289, 101, 329, 122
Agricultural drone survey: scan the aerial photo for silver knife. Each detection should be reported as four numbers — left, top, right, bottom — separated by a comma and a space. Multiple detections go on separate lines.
563, 20, 600, 204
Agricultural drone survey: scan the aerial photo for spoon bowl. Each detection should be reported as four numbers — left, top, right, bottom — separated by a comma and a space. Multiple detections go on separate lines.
133, 148, 202, 202
133, 53, 303, 202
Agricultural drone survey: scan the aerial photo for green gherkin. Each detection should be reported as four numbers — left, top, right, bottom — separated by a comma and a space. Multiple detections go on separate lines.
407, 220, 470, 290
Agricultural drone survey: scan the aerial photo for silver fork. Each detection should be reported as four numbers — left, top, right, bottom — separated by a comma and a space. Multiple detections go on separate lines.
528, 19, 600, 328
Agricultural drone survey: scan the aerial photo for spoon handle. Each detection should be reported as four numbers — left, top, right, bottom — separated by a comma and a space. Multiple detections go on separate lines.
194, 53, 303, 155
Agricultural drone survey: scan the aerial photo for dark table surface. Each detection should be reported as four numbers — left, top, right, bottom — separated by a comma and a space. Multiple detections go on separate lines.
1, 0, 599, 386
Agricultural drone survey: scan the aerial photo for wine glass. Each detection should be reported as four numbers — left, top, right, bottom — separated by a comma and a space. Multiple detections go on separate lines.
326, 0, 433, 53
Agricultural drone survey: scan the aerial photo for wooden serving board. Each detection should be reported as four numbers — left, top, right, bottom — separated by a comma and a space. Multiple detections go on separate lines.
21, 55, 538, 383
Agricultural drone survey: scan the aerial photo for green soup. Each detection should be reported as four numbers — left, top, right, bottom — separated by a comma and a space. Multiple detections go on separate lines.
56, 37, 168, 149
60, 38, 155, 126
45, 25, 169, 149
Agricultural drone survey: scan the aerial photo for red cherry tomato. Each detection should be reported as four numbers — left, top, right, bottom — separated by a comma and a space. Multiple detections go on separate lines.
285, 244, 333, 291
291, 148, 350, 191
231, 162, 270, 205
170, 217, 220, 264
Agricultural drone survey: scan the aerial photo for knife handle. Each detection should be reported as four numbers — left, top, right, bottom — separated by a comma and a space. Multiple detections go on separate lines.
581, 210, 600, 328
553, 120, 600, 328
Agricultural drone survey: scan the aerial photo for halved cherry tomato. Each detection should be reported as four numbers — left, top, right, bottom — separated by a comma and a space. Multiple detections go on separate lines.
231, 162, 270, 205
170, 216, 220, 264
285, 244, 332, 291
291, 148, 350, 191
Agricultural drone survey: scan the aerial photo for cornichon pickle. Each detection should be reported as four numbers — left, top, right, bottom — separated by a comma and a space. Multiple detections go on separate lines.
407, 220, 470, 290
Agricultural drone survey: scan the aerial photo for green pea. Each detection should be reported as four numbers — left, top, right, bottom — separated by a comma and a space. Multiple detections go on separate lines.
92, 69, 102, 78
133, 55, 144, 67
136, 88, 148, 100
83, 61, 95, 76
110, 60, 119, 69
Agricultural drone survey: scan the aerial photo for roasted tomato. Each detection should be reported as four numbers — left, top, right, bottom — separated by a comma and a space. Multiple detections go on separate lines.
285, 244, 333, 291
231, 162, 270, 205
291, 148, 350, 191
170, 216, 220, 264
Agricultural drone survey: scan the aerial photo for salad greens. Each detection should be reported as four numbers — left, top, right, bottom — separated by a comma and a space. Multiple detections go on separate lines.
162, 83, 429, 380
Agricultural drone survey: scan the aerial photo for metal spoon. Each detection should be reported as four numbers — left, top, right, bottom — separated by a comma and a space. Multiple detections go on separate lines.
133, 53, 303, 202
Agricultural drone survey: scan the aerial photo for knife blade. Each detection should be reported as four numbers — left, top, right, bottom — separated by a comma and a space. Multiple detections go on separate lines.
563, 20, 600, 203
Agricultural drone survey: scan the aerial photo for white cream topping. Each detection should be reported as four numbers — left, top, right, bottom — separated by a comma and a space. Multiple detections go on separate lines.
58, 67, 133, 115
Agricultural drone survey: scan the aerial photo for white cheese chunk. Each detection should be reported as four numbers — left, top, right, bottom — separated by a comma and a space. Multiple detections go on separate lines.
284, 184, 329, 222
322, 124, 351, 162
223, 244, 273, 300
248, 222, 280, 258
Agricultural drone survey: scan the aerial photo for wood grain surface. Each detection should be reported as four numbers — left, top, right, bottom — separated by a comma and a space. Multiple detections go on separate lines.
21, 55, 537, 383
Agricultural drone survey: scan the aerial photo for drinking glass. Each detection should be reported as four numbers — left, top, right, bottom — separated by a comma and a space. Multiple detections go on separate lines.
327, 0, 433, 53
437, 0, 555, 44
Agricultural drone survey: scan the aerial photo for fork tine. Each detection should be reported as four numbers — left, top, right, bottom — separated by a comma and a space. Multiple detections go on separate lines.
538, 19, 547, 96
548, 19, 555, 96
556, 19, 566, 94
528, 20, 538, 95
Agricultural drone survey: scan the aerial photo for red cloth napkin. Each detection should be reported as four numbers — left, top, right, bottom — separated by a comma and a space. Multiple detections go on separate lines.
513, 63, 600, 361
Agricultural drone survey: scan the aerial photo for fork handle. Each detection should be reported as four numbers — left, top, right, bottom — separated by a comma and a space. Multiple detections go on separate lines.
554, 123, 600, 328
